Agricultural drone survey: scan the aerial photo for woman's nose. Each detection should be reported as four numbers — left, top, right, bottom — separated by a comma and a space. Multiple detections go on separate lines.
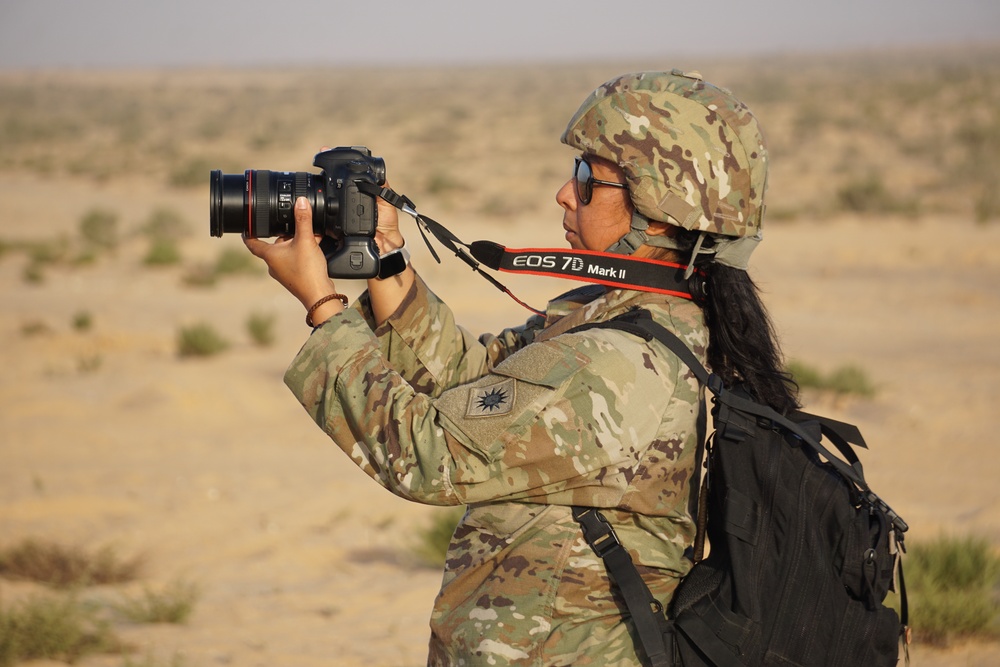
556, 179, 576, 210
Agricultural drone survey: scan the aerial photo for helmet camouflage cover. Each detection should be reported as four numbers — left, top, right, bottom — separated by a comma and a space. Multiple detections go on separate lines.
561, 70, 767, 240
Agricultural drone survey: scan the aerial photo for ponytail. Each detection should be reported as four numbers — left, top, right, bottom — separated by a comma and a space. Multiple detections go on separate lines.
699, 262, 800, 414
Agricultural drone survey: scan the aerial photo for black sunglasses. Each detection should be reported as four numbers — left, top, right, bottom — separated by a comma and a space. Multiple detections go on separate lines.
574, 157, 627, 205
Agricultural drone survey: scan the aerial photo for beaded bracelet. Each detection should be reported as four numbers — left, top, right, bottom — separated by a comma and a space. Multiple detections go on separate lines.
305, 293, 349, 327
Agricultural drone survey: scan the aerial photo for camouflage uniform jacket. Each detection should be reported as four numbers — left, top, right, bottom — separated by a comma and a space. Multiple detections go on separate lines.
284, 273, 708, 666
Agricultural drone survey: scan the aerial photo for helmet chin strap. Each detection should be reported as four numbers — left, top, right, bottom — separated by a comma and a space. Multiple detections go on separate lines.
603, 211, 660, 255
604, 211, 711, 279
605, 210, 762, 277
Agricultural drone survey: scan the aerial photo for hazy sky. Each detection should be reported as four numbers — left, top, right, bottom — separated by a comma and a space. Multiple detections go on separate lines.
0, 0, 997, 69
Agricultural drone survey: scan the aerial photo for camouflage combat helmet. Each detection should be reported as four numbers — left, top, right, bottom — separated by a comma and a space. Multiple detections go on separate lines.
561, 70, 767, 269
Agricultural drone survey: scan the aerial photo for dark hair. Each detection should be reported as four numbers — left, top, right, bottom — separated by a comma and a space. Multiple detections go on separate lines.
698, 261, 800, 413
626, 211, 799, 413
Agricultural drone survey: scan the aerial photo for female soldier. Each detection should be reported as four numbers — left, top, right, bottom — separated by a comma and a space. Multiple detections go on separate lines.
244, 70, 797, 666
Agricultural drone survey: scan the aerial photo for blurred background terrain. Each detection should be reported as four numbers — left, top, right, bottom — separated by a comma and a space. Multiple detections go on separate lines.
1, 6, 999, 664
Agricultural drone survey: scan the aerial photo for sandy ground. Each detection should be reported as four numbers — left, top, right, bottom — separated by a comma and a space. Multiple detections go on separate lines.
2, 160, 1000, 664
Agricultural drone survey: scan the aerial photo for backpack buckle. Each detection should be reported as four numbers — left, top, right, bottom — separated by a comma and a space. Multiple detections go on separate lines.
575, 508, 623, 558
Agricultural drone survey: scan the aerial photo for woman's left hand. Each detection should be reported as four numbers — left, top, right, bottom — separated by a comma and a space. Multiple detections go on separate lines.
244, 196, 339, 311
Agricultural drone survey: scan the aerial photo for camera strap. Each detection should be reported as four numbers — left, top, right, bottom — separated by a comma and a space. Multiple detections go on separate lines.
356, 181, 702, 315
468, 241, 698, 300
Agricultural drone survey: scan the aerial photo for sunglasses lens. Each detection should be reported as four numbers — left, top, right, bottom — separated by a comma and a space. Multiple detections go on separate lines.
574, 158, 592, 204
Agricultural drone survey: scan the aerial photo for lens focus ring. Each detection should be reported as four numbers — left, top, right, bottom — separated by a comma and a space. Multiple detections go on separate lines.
253, 170, 272, 237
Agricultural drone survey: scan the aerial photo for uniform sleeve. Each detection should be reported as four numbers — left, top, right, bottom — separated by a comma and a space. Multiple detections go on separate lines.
352, 273, 546, 398
284, 312, 689, 508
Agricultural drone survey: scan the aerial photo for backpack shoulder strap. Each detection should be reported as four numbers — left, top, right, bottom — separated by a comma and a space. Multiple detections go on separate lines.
566, 309, 707, 667
567, 308, 711, 386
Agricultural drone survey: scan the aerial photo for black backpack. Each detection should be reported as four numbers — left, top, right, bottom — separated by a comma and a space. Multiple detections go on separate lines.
570, 309, 909, 667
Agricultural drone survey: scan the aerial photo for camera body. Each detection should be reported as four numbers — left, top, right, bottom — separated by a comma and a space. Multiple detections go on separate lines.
210, 146, 386, 279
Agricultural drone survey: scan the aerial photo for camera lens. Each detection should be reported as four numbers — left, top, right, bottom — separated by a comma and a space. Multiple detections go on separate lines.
209, 170, 252, 237
209, 170, 322, 238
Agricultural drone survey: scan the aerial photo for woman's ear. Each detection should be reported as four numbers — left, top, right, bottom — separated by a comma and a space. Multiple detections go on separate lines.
644, 221, 677, 238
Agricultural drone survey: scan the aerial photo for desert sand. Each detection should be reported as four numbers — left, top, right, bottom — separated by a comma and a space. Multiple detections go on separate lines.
2, 52, 999, 666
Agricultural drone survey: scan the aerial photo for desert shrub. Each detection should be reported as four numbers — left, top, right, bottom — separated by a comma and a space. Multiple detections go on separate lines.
27, 237, 70, 265
79, 208, 119, 251
974, 181, 1000, 224
821, 365, 876, 397
20, 320, 51, 336
140, 206, 189, 241
246, 311, 277, 347
902, 535, 1000, 645
834, 174, 919, 216
22, 262, 45, 284
412, 507, 465, 568
786, 359, 876, 397
143, 237, 183, 266
168, 157, 214, 188
176, 323, 229, 358
181, 263, 218, 288
77, 354, 103, 374
425, 170, 469, 196
213, 247, 259, 276
786, 359, 823, 389
836, 175, 890, 213
72, 311, 93, 332
0, 595, 121, 667
0, 538, 142, 589
114, 580, 199, 625
479, 194, 522, 218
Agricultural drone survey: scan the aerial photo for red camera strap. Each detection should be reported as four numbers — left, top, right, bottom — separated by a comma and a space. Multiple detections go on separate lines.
468, 241, 696, 300
360, 180, 701, 315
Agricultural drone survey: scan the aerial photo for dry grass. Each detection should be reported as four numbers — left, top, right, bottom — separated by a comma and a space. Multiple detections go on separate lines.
0, 538, 143, 589
0, 594, 122, 667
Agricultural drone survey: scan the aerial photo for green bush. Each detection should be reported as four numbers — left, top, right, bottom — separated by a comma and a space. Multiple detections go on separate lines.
176, 323, 230, 358
425, 170, 469, 196
22, 262, 46, 284
27, 237, 70, 264
0, 538, 142, 589
140, 206, 189, 240
902, 535, 1000, 645
143, 237, 183, 266
822, 365, 876, 397
169, 157, 214, 188
78, 208, 119, 251
834, 174, 919, 216
213, 247, 259, 276
72, 311, 93, 332
786, 359, 876, 397
412, 507, 465, 568
181, 263, 218, 288
974, 181, 1000, 224
246, 311, 277, 347
0, 595, 121, 667
114, 580, 199, 625
20, 320, 50, 336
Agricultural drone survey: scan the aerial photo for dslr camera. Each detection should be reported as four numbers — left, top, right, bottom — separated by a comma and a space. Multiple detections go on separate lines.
210, 146, 385, 278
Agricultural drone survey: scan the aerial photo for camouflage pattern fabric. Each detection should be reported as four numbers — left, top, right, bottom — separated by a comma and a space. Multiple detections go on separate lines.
284, 275, 708, 666
561, 70, 768, 240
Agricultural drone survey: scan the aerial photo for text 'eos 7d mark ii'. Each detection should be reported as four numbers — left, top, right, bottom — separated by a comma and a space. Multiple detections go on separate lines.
209, 146, 386, 279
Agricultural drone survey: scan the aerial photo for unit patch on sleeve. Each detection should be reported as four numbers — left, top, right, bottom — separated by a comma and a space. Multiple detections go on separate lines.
466, 378, 516, 418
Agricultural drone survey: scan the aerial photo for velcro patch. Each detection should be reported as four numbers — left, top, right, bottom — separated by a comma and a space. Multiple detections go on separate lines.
466, 378, 516, 418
